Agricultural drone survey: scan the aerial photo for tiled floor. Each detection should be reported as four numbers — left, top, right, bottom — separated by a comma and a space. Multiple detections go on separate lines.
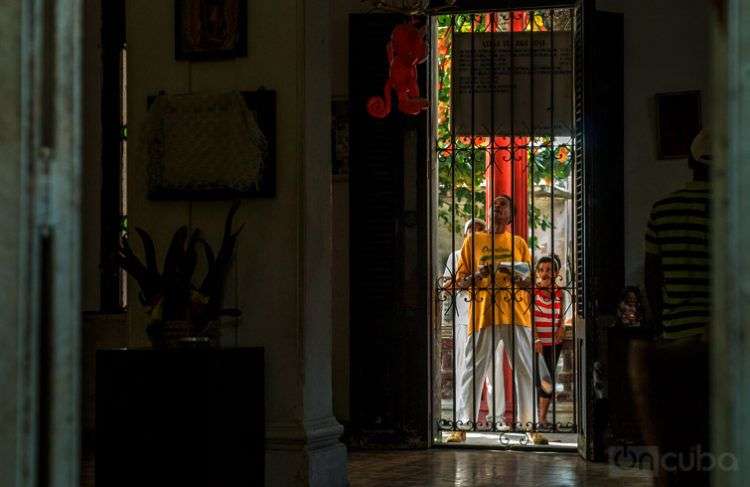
348, 449, 654, 487
84, 447, 654, 486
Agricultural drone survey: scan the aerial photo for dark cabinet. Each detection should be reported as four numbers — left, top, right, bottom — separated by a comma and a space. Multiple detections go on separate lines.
96, 348, 264, 486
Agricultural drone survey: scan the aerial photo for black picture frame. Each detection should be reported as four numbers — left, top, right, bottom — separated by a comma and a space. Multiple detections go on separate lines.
175, 0, 248, 61
655, 91, 702, 160
146, 90, 276, 200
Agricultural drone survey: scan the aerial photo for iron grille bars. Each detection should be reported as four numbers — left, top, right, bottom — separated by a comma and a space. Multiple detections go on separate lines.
434, 7, 579, 444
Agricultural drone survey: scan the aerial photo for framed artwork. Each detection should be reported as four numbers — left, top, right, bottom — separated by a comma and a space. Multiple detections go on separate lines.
331, 99, 350, 177
145, 90, 276, 200
655, 91, 702, 159
175, 0, 248, 61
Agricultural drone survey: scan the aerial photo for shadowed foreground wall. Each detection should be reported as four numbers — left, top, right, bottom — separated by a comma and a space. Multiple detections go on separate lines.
0, 1, 22, 483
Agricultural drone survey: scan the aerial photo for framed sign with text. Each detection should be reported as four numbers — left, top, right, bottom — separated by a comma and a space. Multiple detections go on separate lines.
451, 31, 574, 137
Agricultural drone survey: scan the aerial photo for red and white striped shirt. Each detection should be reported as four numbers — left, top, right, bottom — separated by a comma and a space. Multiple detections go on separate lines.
534, 288, 563, 346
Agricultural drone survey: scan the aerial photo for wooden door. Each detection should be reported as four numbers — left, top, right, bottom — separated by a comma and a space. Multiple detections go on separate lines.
575, 5, 625, 460
348, 13, 431, 448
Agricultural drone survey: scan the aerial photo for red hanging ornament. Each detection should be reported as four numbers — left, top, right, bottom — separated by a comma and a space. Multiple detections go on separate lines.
511, 11, 530, 32
367, 21, 429, 119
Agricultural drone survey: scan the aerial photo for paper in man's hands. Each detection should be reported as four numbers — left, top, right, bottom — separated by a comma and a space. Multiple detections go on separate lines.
495, 262, 531, 280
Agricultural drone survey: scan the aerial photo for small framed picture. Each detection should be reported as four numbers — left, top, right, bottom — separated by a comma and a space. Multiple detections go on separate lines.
175, 0, 248, 61
655, 91, 702, 160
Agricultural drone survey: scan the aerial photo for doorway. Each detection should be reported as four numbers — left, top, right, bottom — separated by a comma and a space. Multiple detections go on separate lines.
346, 1, 616, 457
430, 6, 581, 449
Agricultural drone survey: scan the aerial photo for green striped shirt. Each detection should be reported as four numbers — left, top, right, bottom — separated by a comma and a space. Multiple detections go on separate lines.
645, 181, 710, 339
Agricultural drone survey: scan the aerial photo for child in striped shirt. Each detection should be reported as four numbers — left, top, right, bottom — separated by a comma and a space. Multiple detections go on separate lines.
533, 255, 565, 427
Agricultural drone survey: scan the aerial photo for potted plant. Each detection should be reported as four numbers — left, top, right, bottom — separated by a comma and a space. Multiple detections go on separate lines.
115, 201, 243, 348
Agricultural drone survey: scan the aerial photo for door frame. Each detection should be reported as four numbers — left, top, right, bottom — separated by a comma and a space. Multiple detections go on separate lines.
711, 0, 750, 485
425, 0, 599, 457
10, 0, 84, 484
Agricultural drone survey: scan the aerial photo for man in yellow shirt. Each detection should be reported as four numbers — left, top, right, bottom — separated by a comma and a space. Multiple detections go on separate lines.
448, 195, 534, 442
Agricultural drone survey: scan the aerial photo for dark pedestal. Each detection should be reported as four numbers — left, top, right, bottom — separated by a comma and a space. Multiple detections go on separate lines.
607, 328, 650, 447
96, 348, 264, 487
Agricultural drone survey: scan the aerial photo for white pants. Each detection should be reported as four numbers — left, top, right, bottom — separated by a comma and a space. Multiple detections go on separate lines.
457, 325, 535, 428
454, 322, 469, 392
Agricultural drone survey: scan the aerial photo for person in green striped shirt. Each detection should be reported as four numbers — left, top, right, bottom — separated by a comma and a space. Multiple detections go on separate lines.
639, 128, 711, 486
645, 130, 711, 339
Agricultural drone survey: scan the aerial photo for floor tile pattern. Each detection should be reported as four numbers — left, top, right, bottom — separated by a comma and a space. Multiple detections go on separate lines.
348, 449, 654, 487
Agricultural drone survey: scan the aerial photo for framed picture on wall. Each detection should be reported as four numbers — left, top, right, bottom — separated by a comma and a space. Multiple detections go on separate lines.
144, 90, 276, 199
175, 0, 248, 61
655, 91, 702, 159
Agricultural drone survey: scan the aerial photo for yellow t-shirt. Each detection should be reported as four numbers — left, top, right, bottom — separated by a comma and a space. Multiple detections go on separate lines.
456, 231, 532, 334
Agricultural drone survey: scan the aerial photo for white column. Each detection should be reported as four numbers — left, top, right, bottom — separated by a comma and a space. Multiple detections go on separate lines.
265, 0, 347, 484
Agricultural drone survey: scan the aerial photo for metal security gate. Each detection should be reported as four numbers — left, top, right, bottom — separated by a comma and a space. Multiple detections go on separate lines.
431, 4, 586, 448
